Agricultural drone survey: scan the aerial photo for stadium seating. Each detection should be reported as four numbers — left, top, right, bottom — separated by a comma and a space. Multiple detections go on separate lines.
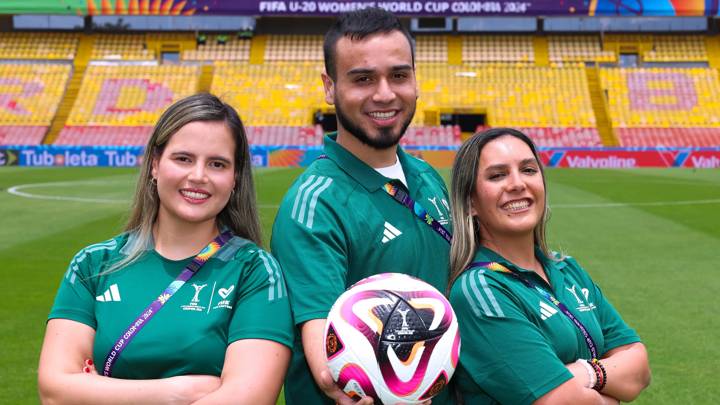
212, 61, 325, 127
0, 32, 77, 60
462, 35, 534, 63
644, 35, 708, 63
617, 128, 720, 147
54, 65, 198, 145
401, 126, 461, 147
245, 126, 323, 146
91, 34, 154, 61
264, 35, 323, 61
0, 64, 71, 145
415, 64, 596, 129
182, 35, 250, 61
601, 68, 720, 123
416, 36, 448, 63
0, 125, 47, 145
475, 126, 602, 147
600, 67, 720, 147
549, 35, 616, 64
54, 125, 153, 146
0, 31, 710, 148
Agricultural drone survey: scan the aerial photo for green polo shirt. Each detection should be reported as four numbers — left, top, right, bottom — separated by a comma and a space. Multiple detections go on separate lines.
49, 233, 293, 379
449, 247, 641, 404
271, 134, 453, 405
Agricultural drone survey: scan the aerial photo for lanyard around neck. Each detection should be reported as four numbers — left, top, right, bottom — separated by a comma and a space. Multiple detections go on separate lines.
103, 231, 233, 376
384, 181, 452, 244
316, 154, 451, 244
467, 260, 599, 359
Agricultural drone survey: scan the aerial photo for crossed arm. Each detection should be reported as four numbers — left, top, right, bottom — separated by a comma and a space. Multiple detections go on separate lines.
38, 319, 290, 405
535, 342, 651, 405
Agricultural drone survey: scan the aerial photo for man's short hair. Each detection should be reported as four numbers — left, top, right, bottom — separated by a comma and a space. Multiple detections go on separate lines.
323, 7, 415, 81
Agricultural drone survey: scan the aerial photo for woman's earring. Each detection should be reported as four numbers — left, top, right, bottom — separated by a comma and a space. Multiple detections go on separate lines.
150, 177, 157, 187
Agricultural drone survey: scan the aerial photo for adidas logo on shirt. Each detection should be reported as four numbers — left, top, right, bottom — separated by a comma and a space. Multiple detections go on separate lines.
96, 284, 121, 302
382, 221, 402, 243
539, 301, 558, 320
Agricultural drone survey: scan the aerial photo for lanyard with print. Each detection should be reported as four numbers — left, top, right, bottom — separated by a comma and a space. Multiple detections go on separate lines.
383, 181, 452, 244
468, 260, 599, 359
102, 231, 233, 377
316, 154, 451, 244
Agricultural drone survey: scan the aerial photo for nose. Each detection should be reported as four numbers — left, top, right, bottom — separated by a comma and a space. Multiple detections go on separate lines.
372, 77, 396, 104
188, 163, 208, 183
506, 169, 526, 192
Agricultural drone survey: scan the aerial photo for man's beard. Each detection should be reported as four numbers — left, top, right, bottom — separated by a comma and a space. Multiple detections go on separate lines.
334, 96, 415, 150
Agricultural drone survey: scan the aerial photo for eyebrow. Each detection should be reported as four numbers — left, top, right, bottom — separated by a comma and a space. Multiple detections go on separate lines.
485, 158, 538, 171
170, 151, 233, 164
346, 64, 413, 76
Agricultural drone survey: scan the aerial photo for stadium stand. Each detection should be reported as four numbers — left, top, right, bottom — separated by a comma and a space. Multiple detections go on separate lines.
416, 36, 448, 62
264, 35, 323, 61
644, 35, 708, 63
90, 34, 154, 61
182, 35, 251, 61
211, 61, 325, 127
54, 65, 199, 145
0, 32, 78, 60
462, 35, 534, 63
0, 29, 711, 148
549, 35, 616, 64
601, 67, 720, 146
245, 125, 323, 146
0, 64, 71, 145
401, 126, 461, 147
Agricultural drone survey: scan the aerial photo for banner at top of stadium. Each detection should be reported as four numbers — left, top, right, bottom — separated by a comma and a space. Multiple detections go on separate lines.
2, 0, 717, 17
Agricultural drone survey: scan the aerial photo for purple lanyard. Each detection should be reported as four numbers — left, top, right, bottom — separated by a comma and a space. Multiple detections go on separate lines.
468, 260, 599, 360
383, 182, 452, 244
103, 231, 233, 377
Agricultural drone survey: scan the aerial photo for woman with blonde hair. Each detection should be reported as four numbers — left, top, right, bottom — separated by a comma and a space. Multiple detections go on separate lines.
38, 93, 293, 404
448, 128, 650, 404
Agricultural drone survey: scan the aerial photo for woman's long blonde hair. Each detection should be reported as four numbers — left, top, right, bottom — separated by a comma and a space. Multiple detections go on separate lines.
448, 128, 551, 290
111, 93, 261, 271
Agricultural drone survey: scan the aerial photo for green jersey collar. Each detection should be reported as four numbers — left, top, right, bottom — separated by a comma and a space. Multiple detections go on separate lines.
473, 245, 568, 275
322, 133, 419, 192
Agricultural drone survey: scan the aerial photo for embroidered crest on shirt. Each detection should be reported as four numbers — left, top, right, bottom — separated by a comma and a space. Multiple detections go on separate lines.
212, 284, 235, 310
566, 284, 596, 312
181, 283, 208, 312
427, 197, 450, 225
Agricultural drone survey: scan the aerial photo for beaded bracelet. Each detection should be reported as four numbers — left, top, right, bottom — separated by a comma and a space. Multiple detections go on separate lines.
589, 358, 607, 391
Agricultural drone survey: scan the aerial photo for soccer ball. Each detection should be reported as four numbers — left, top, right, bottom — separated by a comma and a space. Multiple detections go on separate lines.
324, 273, 460, 404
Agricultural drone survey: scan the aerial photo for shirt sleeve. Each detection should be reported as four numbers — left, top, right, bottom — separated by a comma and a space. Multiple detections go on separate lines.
270, 181, 349, 325
48, 248, 99, 329
227, 249, 294, 348
450, 269, 573, 405
566, 257, 642, 354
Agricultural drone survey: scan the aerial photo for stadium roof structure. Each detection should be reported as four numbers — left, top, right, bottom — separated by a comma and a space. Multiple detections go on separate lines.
0, 0, 718, 17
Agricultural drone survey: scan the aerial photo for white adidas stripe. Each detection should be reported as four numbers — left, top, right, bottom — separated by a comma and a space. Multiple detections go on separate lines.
96, 284, 121, 302
381, 221, 402, 243
540, 301, 558, 320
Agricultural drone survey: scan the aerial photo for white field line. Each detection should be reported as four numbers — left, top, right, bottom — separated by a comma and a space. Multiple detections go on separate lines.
7, 180, 720, 209
6, 180, 278, 208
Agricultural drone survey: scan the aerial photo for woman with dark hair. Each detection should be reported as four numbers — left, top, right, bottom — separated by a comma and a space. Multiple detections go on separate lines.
448, 128, 650, 404
38, 93, 293, 404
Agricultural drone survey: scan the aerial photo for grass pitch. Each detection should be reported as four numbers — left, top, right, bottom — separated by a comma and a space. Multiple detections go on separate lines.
1, 166, 718, 404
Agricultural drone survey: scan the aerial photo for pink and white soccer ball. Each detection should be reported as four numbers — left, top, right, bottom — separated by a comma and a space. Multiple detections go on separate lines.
324, 273, 461, 404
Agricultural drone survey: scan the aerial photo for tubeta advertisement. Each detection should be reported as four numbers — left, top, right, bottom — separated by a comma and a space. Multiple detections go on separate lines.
1, 146, 719, 168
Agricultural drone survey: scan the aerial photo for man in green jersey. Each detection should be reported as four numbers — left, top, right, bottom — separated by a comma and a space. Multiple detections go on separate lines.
271, 8, 453, 405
